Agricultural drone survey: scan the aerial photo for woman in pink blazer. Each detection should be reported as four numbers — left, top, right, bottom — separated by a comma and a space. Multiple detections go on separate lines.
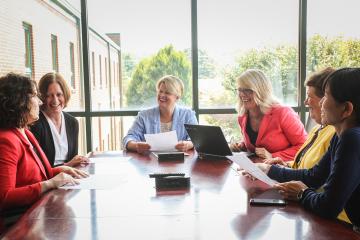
231, 69, 307, 160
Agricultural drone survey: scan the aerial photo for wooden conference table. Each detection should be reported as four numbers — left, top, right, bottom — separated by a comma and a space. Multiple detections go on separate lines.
2, 151, 359, 240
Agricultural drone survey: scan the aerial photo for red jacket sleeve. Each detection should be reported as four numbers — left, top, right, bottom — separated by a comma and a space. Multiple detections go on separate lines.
271, 108, 307, 160
0, 134, 43, 211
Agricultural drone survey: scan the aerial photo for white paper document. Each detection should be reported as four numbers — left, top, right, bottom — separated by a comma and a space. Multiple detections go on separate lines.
227, 154, 278, 187
59, 174, 127, 190
144, 130, 178, 151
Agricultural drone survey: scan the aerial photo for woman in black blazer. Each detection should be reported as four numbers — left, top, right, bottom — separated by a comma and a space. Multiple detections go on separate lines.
31, 73, 89, 167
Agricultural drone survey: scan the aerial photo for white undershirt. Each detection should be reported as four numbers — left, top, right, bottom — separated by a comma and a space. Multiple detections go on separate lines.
43, 111, 68, 166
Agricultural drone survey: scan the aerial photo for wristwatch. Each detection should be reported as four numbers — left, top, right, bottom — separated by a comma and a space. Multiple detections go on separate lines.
297, 188, 306, 201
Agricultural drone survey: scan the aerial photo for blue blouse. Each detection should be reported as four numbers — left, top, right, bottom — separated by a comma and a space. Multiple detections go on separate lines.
122, 105, 198, 149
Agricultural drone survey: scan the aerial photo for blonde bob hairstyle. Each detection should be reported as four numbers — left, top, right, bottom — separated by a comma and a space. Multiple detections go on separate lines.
38, 72, 71, 109
236, 69, 279, 115
156, 75, 184, 98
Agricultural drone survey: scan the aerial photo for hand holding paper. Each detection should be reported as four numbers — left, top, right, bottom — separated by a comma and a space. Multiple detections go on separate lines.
144, 130, 178, 151
227, 154, 278, 187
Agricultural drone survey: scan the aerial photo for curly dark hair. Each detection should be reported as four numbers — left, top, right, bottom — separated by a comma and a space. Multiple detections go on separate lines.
0, 73, 37, 128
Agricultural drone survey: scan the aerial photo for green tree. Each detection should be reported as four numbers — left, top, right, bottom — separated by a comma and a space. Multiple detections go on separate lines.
184, 48, 217, 79
126, 45, 191, 107
307, 34, 360, 71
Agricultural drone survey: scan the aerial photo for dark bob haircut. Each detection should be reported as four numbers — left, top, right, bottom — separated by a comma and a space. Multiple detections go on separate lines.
323, 67, 360, 124
0, 73, 37, 128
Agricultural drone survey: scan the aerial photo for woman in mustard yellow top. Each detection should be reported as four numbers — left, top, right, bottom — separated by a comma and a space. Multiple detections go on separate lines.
265, 67, 336, 169
264, 67, 352, 224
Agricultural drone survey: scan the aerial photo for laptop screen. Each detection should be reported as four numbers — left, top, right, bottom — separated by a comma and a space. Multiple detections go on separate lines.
184, 124, 232, 157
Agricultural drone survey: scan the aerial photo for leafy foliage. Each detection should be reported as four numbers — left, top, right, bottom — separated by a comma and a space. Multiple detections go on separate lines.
126, 45, 191, 107
307, 34, 360, 71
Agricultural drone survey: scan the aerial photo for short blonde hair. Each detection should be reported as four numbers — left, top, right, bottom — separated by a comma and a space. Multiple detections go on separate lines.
236, 69, 279, 115
38, 72, 71, 109
156, 75, 184, 98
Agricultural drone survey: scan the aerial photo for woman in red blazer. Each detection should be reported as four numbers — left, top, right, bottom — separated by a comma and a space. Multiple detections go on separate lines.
231, 69, 307, 160
0, 73, 88, 227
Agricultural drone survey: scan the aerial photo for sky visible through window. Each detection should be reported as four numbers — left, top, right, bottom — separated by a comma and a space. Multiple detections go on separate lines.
64, 0, 360, 65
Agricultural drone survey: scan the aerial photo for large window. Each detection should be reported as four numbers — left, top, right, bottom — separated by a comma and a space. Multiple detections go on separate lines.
2, 0, 360, 152
88, 0, 192, 111
307, 0, 360, 73
198, 0, 299, 108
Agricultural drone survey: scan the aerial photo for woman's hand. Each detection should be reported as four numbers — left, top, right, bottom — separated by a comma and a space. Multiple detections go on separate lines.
230, 142, 246, 152
264, 157, 289, 167
255, 147, 272, 159
41, 172, 79, 193
126, 141, 151, 154
175, 140, 193, 152
238, 163, 271, 181
56, 165, 89, 179
136, 142, 151, 154
64, 155, 89, 167
274, 181, 308, 201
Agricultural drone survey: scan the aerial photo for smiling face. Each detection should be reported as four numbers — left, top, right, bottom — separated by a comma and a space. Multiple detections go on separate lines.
320, 86, 344, 126
43, 82, 65, 116
305, 86, 322, 124
237, 87, 257, 110
157, 83, 178, 111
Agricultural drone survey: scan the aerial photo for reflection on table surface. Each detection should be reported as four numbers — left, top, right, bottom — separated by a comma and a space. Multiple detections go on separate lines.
2, 151, 359, 240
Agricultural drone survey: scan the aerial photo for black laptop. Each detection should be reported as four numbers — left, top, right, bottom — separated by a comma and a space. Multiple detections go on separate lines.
185, 124, 251, 158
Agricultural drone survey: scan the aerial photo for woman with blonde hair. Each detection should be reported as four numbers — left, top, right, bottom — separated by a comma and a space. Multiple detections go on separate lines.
123, 75, 198, 153
231, 69, 307, 160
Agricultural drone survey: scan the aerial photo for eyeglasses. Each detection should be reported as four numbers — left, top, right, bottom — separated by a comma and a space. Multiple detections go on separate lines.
234, 88, 253, 95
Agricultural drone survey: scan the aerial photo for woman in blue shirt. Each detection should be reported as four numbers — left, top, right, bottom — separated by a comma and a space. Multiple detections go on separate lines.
247, 68, 360, 230
123, 75, 198, 153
